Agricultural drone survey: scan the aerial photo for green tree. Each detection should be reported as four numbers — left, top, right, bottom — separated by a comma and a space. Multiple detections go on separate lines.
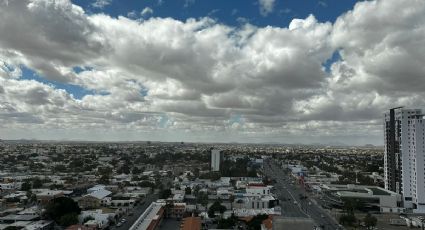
32, 177, 43, 189
247, 168, 258, 177
26, 191, 36, 203
194, 168, 200, 178
193, 185, 201, 196
132, 167, 141, 175
208, 200, 226, 218
159, 189, 172, 199
69, 158, 84, 169
98, 166, 113, 176
247, 214, 268, 230
117, 166, 130, 174
342, 198, 363, 215
339, 214, 357, 226
45, 197, 81, 226
98, 174, 110, 185
139, 180, 155, 188
197, 192, 209, 211
21, 182, 32, 191
363, 213, 377, 230
185, 187, 192, 195
59, 213, 79, 227
217, 214, 237, 229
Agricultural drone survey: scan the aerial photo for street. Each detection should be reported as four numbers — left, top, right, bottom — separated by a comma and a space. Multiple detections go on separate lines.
264, 159, 343, 230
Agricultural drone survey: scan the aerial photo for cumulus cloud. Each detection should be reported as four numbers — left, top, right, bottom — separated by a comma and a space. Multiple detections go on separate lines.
0, 0, 424, 144
259, 0, 275, 16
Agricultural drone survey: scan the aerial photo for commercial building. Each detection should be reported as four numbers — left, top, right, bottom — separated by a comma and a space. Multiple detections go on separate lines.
384, 108, 425, 212
321, 184, 402, 213
211, 149, 222, 172
129, 201, 165, 230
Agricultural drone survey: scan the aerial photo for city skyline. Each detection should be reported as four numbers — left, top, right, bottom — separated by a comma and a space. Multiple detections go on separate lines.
1, 0, 425, 145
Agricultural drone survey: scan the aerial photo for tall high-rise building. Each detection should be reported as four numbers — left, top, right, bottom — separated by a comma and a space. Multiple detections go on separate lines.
384, 107, 425, 211
407, 114, 425, 212
211, 149, 222, 172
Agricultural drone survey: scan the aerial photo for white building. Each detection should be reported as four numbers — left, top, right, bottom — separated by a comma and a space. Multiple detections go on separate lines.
233, 196, 277, 210
384, 108, 425, 213
384, 109, 420, 195
246, 184, 272, 196
407, 114, 425, 212
211, 149, 222, 172
322, 184, 403, 213
79, 209, 112, 229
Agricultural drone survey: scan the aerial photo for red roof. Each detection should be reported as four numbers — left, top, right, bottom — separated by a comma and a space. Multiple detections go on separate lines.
248, 183, 266, 187
180, 217, 201, 230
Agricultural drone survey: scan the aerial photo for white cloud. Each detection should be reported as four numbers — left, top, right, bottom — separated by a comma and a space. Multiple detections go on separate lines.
0, 0, 424, 144
91, 0, 112, 9
141, 7, 154, 17
259, 0, 275, 16
127, 10, 137, 18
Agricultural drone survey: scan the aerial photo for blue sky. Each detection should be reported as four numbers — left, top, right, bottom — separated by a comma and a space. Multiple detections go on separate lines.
75, 0, 359, 27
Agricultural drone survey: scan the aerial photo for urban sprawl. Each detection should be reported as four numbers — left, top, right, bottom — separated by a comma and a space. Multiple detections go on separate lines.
0, 108, 424, 230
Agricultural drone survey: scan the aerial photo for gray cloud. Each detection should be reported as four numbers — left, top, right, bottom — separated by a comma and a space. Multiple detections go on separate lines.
0, 0, 424, 144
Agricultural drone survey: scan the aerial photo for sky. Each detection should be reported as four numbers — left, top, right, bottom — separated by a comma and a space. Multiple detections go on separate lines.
0, 0, 424, 145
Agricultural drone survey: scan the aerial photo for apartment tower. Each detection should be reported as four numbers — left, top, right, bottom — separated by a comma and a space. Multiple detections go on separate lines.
384, 107, 424, 211
211, 149, 222, 172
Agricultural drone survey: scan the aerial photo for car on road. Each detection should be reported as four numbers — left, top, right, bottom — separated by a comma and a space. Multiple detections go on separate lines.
116, 222, 122, 227
294, 201, 298, 205
120, 219, 127, 223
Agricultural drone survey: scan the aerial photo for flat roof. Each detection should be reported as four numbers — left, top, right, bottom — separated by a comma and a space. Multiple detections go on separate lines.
369, 187, 391, 196
130, 202, 164, 230
0, 214, 39, 221
24, 220, 53, 230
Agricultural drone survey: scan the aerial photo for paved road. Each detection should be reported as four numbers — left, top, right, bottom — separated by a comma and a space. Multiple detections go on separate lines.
264, 159, 343, 230
115, 177, 173, 230
114, 194, 158, 230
